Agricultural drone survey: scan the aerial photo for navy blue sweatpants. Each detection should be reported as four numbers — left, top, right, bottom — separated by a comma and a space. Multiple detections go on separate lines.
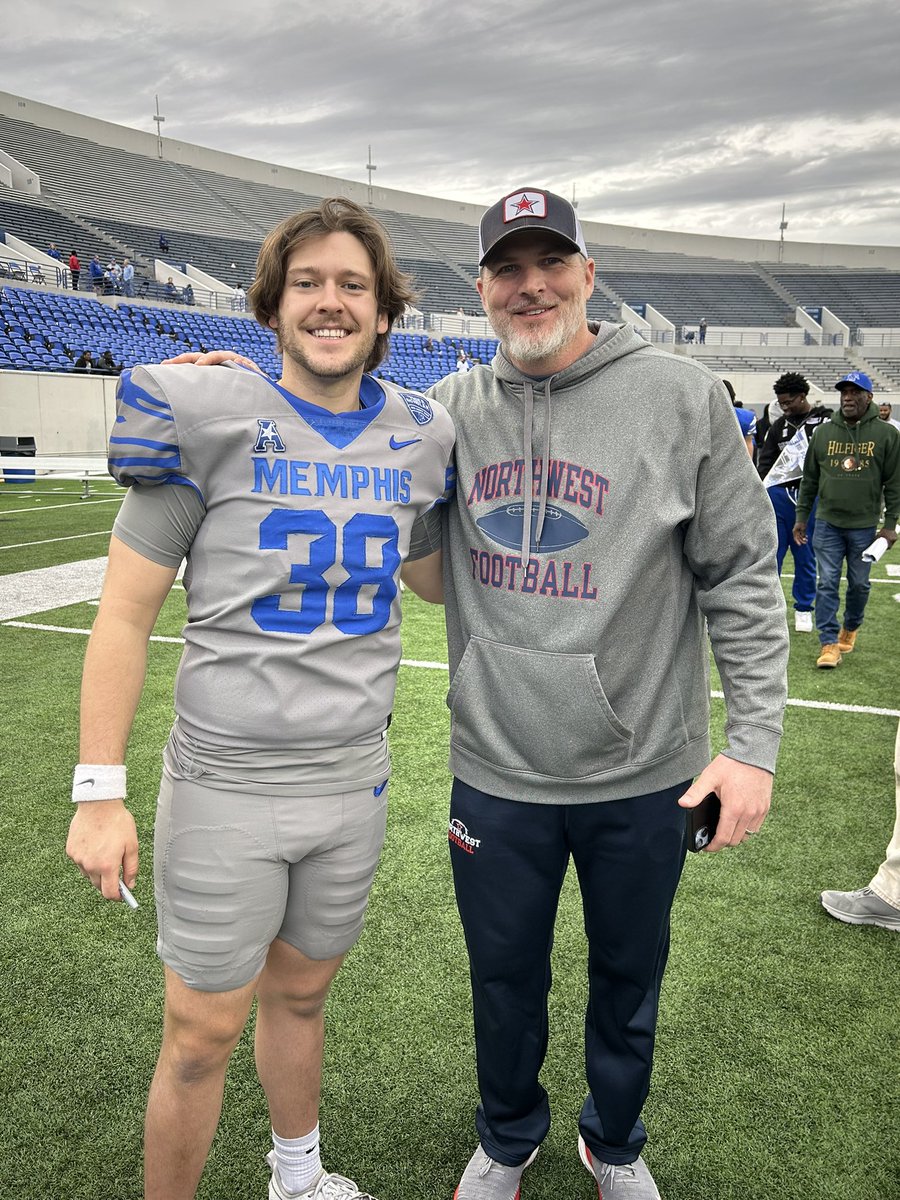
449, 777, 690, 1167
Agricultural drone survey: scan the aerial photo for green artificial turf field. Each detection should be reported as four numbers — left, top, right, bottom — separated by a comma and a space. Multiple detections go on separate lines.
1, 479, 897, 1199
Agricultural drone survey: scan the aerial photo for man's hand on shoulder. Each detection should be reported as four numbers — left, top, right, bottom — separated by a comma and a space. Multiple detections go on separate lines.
678, 755, 772, 852
162, 350, 263, 372
66, 799, 139, 901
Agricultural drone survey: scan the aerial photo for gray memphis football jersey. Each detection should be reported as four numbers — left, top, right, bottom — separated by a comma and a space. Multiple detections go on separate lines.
109, 363, 455, 749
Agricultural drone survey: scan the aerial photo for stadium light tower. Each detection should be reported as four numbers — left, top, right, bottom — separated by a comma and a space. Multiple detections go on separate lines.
778, 203, 788, 263
366, 145, 377, 206
153, 95, 166, 160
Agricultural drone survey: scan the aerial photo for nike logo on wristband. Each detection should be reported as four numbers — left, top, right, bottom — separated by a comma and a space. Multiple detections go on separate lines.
76, 778, 95, 787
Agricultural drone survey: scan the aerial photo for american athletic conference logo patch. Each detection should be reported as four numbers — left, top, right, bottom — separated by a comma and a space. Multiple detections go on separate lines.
449, 817, 481, 854
253, 419, 285, 453
399, 391, 434, 426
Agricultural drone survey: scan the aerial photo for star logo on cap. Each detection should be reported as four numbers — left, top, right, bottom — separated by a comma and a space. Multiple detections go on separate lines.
503, 190, 547, 223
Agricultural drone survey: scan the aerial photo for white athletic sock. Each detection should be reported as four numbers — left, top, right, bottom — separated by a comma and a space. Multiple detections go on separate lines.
272, 1124, 322, 1196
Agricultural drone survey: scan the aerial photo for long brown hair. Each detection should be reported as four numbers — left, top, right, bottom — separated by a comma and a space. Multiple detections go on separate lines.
249, 198, 417, 372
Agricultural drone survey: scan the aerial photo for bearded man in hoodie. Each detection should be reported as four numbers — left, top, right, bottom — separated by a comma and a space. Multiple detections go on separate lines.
406, 189, 789, 1200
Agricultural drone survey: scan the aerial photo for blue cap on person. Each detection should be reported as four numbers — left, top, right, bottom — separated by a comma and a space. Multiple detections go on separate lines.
478, 188, 588, 266
835, 370, 873, 393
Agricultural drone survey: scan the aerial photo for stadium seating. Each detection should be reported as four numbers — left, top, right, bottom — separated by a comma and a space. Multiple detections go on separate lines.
0, 105, 898, 385
0, 282, 496, 386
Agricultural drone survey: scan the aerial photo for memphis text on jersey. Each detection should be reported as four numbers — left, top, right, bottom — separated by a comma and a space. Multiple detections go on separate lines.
467, 454, 609, 601
253, 457, 412, 503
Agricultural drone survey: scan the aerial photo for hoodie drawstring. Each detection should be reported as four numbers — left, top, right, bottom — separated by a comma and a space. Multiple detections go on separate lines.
519, 378, 553, 564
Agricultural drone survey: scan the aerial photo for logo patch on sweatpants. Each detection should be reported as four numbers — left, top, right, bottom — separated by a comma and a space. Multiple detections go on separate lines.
449, 817, 481, 854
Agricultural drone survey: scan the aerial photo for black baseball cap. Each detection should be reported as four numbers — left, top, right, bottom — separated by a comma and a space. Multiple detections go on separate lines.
478, 188, 588, 266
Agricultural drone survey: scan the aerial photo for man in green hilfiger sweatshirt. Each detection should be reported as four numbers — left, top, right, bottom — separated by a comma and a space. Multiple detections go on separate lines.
794, 370, 899, 669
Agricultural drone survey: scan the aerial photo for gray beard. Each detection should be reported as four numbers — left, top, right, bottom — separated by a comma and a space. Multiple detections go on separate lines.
496, 302, 586, 368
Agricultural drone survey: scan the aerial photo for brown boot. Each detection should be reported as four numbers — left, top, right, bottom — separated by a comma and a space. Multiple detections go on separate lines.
837, 628, 858, 653
817, 643, 842, 669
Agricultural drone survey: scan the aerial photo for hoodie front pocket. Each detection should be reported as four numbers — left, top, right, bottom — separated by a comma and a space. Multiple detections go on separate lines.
447, 636, 634, 780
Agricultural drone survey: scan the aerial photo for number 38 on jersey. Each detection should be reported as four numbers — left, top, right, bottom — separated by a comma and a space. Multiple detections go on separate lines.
251, 507, 401, 637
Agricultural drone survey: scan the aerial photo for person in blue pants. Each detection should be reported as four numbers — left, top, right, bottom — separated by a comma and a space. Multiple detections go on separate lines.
757, 373, 831, 632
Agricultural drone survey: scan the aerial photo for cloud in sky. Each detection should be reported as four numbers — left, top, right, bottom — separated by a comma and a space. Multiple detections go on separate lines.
5, 0, 900, 245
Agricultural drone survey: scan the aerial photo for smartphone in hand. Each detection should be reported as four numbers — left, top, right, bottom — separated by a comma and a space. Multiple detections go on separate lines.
686, 792, 721, 852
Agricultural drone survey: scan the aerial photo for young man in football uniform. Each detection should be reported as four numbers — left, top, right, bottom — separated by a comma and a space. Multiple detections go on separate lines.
66, 198, 454, 1200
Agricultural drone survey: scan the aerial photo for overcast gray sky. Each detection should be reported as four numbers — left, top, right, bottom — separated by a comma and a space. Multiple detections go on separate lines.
6, 0, 900, 247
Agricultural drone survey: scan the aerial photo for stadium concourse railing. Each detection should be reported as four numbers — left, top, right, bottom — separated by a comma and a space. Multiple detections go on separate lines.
0, 255, 68, 289
857, 329, 900, 347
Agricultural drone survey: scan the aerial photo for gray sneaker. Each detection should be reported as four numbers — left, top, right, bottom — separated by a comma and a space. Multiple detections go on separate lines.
267, 1151, 377, 1199
454, 1145, 539, 1200
578, 1136, 661, 1199
820, 887, 900, 930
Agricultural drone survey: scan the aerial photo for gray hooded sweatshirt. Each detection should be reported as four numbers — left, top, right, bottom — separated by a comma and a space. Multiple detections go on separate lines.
427, 322, 788, 805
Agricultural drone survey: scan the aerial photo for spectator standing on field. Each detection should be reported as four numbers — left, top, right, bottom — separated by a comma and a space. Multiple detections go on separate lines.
793, 370, 900, 668
757, 373, 831, 633
878, 401, 900, 432
821, 717, 900, 931
722, 379, 755, 456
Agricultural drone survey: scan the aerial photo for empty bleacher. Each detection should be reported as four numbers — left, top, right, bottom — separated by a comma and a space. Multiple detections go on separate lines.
765, 265, 900, 329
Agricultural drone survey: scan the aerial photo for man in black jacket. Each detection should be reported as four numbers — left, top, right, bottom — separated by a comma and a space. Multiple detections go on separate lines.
757, 373, 831, 631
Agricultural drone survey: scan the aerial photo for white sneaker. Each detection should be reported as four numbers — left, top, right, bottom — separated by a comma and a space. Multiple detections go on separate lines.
794, 610, 814, 632
578, 1136, 661, 1198
820, 887, 900, 930
267, 1151, 377, 1199
454, 1144, 539, 1199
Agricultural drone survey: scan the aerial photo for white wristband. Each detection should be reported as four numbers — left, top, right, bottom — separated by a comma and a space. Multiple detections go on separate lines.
72, 764, 127, 802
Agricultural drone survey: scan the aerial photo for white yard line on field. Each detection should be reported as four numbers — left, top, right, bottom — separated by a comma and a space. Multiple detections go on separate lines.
0, 558, 110, 620
3, 620, 183, 644
1, 529, 115, 552
0, 497, 122, 517
3, 617, 898, 719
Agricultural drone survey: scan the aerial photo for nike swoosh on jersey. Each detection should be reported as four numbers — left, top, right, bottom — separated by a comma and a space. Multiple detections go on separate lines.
389, 436, 422, 450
